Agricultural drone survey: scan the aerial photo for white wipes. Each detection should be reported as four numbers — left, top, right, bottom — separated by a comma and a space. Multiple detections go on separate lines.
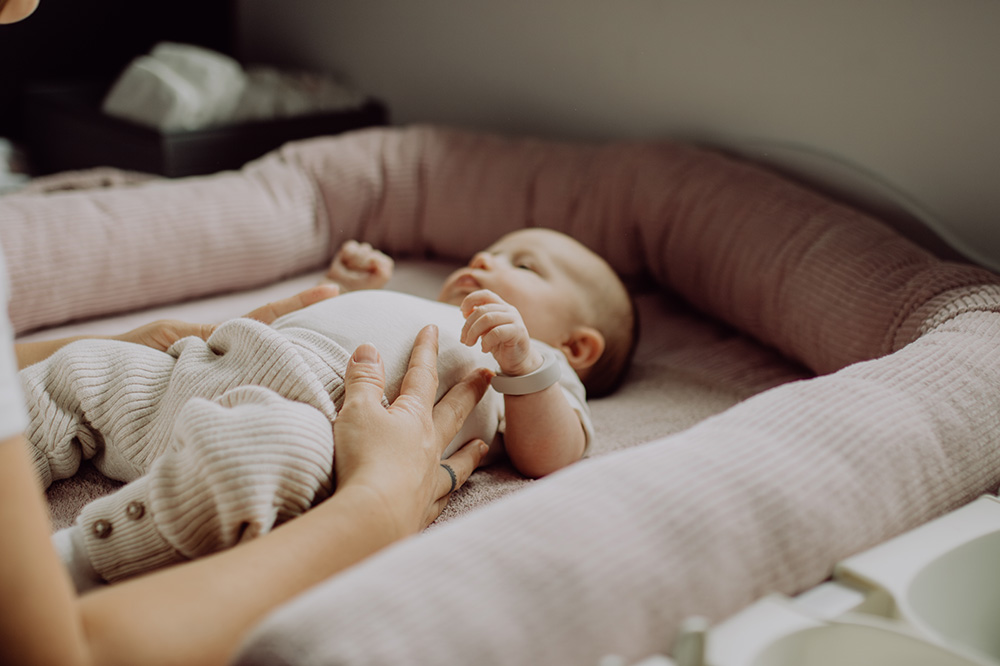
102, 42, 365, 132
102, 43, 248, 132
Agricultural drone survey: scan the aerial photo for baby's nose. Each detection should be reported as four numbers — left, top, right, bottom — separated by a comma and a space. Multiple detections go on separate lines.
469, 252, 494, 269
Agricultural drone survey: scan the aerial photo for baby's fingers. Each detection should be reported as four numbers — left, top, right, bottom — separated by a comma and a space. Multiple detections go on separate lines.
372, 251, 394, 274
459, 289, 506, 317
460, 303, 511, 347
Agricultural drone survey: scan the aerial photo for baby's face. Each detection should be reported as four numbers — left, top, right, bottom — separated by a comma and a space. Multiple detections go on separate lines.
438, 229, 607, 347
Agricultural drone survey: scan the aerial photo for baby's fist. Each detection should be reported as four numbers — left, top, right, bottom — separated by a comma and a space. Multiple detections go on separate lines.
460, 290, 542, 377
324, 240, 394, 292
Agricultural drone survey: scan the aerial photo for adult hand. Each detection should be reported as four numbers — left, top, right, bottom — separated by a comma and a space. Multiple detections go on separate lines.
116, 284, 340, 352
241, 283, 340, 325
333, 325, 492, 537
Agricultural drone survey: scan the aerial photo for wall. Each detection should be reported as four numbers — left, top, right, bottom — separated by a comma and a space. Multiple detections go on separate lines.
237, 1, 1000, 269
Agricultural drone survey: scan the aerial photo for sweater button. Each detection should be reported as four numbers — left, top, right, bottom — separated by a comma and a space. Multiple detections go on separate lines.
126, 501, 146, 520
92, 519, 113, 539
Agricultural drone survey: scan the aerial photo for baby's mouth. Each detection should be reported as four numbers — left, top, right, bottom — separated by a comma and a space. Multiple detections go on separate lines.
441, 272, 481, 304
454, 273, 480, 291
446, 272, 480, 295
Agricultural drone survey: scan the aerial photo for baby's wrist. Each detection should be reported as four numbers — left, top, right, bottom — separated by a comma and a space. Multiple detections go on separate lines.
499, 349, 544, 377
492, 350, 561, 396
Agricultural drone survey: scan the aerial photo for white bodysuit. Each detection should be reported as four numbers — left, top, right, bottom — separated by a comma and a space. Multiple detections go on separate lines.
23, 291, 593, 585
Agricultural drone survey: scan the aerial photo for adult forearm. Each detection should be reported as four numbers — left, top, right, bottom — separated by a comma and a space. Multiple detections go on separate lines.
79, 483, 402, 666
15, 337, 92, 369
0, 437, 90, 666
2, 442, 400, 666
16, 284, 340, 371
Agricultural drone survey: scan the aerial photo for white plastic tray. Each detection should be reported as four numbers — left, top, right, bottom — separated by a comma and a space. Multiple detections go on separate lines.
615, 495, 1000, 665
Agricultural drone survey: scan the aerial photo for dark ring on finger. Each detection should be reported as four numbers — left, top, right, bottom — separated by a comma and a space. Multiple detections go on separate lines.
440, 463, 458, 494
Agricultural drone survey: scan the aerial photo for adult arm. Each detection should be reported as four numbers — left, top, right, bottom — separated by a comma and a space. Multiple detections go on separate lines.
15, 284, 339, 369
0, 324, 491, 666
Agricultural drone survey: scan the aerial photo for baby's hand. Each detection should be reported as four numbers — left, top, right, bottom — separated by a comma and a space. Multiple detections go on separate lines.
460, 290, 544, 377
324, 240, 394, 291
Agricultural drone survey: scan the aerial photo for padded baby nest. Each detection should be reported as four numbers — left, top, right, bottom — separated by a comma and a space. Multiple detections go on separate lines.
3, 126, 998, 374
4, 126, 1000, 664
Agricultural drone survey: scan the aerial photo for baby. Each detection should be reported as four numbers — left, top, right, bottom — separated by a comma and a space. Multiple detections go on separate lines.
26, 228, 636, 589
319, 228, 637, 475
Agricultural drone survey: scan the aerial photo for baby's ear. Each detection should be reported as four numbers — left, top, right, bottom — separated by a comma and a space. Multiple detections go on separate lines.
560, 326, 605, 372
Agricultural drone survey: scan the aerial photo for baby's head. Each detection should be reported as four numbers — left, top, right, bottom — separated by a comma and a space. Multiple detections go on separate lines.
438, 228, 637, 397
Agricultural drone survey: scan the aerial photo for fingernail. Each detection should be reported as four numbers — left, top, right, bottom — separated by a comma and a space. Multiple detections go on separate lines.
352, 344, 379, 364
478, 440, 489, 456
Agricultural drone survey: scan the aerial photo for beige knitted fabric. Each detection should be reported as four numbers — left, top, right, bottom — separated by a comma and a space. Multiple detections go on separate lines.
22, 318, 344, 582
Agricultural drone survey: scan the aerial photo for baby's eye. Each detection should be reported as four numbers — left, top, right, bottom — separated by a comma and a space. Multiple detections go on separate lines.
511, 255, 537, 271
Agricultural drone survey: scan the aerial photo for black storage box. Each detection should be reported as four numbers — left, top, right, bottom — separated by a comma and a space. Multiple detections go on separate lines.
23, 81, 388, 178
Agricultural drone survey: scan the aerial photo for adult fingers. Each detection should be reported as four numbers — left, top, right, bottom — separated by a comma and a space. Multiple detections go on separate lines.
339, 343, 388, 412
117, 319, 217, 350
440, 439, 488, 495
430, 367, 492, 455
424, 439, 490, 527
393, 325, 442, 413
243, 284, 340, 324
171, 321, 218, 344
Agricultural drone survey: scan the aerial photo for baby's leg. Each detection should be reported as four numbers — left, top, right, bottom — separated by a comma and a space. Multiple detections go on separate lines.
52, 524, 104, 592
61, 385, 334, 586
23, 317, 335, 489
21, 338, 179, 488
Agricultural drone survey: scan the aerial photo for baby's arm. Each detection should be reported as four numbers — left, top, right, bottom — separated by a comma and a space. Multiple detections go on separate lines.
461, 290, 586, 478
323, 240, 394, 292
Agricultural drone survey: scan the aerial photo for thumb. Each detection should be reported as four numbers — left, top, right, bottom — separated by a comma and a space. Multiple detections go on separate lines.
342, 343, 388, 408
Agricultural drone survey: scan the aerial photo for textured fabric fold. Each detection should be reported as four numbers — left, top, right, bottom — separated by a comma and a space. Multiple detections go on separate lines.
77, 386, 335, 583
21, 318, 339, 487
1, 153, 325, 334
8, 125, 998, 376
